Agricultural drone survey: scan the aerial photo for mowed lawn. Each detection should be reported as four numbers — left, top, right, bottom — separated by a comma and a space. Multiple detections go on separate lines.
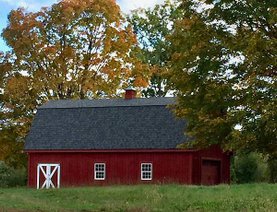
0, 184, 276, 211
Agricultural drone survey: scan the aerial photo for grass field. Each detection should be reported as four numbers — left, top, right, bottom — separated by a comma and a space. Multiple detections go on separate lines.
0, 183, 276, 211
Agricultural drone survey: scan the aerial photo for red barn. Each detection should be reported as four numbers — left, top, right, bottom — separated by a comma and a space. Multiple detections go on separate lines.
25, 89, 230, 189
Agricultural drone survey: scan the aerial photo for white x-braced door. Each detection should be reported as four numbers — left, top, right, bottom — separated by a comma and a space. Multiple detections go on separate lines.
37, 164, 60, 189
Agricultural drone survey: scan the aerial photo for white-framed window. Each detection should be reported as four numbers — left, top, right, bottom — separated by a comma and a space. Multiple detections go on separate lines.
141, 163, 152, 180
94, 163, 105, 180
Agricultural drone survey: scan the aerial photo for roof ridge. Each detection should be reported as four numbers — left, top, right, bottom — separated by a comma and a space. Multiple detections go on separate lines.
39, 97, 176, 109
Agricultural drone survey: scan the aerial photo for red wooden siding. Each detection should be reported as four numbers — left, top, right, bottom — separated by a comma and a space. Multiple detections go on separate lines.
192, 146, 231, 184
27, 147, 230, 187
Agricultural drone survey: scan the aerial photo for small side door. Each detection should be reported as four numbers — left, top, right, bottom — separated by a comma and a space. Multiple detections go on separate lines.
37, 163, 60, 189
201, 159, 221, 185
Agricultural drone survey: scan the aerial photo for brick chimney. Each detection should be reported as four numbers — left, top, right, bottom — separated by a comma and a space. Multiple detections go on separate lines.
125, 87, 136, 99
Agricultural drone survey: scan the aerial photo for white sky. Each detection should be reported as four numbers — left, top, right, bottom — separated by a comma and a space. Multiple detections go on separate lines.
118, 0, 165, 13
0, 0, 56, 11
0, 0, 166, 13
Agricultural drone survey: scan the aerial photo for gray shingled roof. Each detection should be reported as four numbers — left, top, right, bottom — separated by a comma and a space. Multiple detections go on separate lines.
39, 97, 176, 109
25, 97, 188, 150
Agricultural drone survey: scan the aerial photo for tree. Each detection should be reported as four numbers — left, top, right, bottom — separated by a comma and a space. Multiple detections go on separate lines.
0, 0, 151, 167
0, 52, 26, 168
0, 127, 26, 169
128, 1, 180, 97
2, 0, 149, 100
169, 0, 276, 161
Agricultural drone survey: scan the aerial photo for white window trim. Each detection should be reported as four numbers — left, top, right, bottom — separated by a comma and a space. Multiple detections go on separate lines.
94, 163, 106, 180
141, 163, 152, 181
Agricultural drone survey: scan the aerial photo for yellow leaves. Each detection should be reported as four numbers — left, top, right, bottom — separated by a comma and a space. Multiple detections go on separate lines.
43, 46, 57, 55
101, 66, 110, 75
2, 0, 152, 102
89, 57, 102, 66
131, 63, 152, 88
6, 76, 30, 100
103, 39, 112, 54
180, 18, 194, 30
63, 46, 74, 58
133, 76, 148, 88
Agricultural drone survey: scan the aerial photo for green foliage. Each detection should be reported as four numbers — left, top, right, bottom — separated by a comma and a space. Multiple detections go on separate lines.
0, 161, 12, 187
235, 154, 258, 183
128, 0, 181, 97
232, 153, 269, 184
0, 184, 276, 211
0, 127, 27, 169
168, 0, 277, 158
0, 161, 26, 187
6, 168, 27, 188
268, 159, 277, 183
255, 157, 270, 183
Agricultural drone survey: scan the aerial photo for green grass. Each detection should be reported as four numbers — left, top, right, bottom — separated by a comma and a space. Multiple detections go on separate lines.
0, 184, 276, 211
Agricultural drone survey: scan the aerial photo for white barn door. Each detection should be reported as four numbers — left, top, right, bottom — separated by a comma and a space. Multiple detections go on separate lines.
37, 164, 60, 189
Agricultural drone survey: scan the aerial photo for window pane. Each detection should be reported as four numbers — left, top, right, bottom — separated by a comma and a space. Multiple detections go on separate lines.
96, 172, 104, 179
142, 171, 151, 179
95, 164, 104, 171
142, 164, 151, 171
94, 163, 105, 180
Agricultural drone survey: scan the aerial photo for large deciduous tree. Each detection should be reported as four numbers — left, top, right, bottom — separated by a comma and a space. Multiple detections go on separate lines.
3, 0, 149, 100
128, 1, 180, 97
0, 0, 150, 167
169, 0, 276, 160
